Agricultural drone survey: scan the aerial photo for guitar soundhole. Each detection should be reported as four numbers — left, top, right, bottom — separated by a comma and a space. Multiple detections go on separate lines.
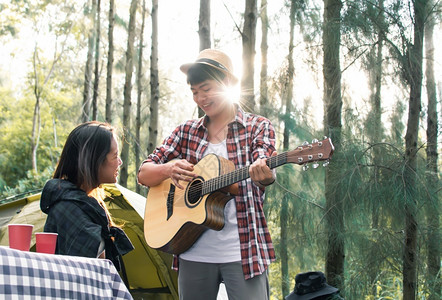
186, 178, 203, 207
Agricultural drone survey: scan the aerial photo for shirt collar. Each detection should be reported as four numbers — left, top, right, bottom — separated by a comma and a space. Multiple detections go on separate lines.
231, 104, 247, 128
197, 104, 247, 130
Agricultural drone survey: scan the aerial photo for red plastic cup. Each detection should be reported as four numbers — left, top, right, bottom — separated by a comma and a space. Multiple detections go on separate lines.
8, 224, 34, 251
35, 232, 58, 254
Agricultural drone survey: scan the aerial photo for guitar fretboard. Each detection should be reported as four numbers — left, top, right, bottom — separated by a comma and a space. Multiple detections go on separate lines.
201, 152, 288, 195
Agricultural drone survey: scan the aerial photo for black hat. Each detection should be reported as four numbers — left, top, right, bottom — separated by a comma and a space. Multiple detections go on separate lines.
285, 271, 339, 300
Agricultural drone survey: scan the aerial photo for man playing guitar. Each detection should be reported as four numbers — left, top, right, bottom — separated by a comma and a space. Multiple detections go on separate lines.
138, 49, 276, 300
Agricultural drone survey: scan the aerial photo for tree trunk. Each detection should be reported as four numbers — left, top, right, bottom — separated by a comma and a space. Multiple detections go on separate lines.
31, 98, 41, 172
368, 0, 384, 296
105, 0, 115, 123
51, 114, 58, 148
135, 0, 147, 194
403, 1, 426, 299
280, 192, 289, 299
119, 0, 138, 187
323, 0, 344, 291
31, 47, 41, 172
147, 0, 159, 155
92, 0, 101, 120
198, 0, 211, 118
259, 0, 269, 117
280, 1, 296, 297
424, 2, 440, 298
241, 0, 257, 112
82, 0, 97, 123
31, 40, 64, 172
199, 0, 211, 51
372, 1, 383, 148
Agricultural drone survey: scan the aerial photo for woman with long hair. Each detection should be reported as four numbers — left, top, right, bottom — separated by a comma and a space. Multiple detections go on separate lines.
40, 121, 133, 270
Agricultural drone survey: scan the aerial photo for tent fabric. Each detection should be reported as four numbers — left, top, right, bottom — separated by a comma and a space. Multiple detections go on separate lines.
0, 184, 178, 300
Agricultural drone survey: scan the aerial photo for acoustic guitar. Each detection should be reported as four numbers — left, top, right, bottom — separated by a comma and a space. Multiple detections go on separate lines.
144, 137, 334, 254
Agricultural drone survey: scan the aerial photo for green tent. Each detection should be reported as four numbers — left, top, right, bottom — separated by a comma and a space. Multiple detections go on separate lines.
0, 184, 178, 300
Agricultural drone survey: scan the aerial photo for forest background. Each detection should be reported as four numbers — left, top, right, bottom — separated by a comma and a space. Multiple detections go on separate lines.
0, 0, 441, 299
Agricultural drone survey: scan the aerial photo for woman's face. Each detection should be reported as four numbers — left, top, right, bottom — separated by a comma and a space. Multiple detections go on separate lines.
98, 136, 122, 184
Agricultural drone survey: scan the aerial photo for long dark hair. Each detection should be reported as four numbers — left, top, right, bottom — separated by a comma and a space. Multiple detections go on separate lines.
53, 121, 116, 192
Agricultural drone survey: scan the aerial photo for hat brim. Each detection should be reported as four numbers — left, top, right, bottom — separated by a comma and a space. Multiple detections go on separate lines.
180, 62, 239, 85
285, 285, 339, 300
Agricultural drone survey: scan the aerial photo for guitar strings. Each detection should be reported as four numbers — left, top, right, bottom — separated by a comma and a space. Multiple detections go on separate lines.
171, 153, 288, 204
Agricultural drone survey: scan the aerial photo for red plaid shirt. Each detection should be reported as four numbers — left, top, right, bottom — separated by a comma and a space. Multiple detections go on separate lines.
144, 107, 276, 279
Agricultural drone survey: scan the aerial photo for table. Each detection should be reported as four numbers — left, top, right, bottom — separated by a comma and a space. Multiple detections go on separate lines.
0, 246, 133, 299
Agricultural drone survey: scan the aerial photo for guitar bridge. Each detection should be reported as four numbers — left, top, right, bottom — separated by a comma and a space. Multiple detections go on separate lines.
166, 184, 175, 220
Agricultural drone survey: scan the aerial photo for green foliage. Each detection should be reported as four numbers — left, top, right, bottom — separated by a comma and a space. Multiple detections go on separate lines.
0, 92, 34, 186
0, 45, 81, 189
13, 1, 86, 183
332, 113, 440, 298
265, 95, 440, 298
0, 168, 53, 203
388, 100, 406, 145
0, 3, 20, 37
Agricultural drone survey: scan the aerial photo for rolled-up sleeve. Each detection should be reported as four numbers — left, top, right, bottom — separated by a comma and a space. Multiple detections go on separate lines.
142, 125, 183, 166
251, 118, 276, 161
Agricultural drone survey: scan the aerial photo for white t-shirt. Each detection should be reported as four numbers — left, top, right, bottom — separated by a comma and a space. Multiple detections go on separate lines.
179, 139, 241, 263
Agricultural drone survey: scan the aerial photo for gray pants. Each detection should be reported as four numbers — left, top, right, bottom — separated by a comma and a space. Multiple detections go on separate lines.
178, 258, 269, 300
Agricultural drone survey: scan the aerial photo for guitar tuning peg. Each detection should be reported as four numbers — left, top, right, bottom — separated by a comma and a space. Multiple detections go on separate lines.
323, 136, 328, 139
312, 162, 319, 169
323, 160, 330, 167
302, 164, 309, 171
312, 138, 318, 143
302, 141, 309, 146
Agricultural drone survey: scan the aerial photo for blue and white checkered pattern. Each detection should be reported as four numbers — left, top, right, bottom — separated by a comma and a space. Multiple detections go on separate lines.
0, 246, 133, 299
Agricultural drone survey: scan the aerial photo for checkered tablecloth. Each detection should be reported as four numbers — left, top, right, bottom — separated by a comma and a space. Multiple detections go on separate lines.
0, 246, 133, 300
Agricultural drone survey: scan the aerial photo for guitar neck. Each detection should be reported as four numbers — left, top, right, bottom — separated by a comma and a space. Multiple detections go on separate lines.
201, 153, 287, 195
200, 138, 334, 195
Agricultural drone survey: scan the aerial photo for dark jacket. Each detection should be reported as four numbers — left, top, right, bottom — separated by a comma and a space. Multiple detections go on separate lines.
40, 179, 134, 270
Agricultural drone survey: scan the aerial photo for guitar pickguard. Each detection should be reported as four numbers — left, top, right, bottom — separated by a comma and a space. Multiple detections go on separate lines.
166, 184, 175, 220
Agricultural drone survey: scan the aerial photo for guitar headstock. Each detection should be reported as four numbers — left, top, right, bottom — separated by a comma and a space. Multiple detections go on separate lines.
286, 137, 334, 168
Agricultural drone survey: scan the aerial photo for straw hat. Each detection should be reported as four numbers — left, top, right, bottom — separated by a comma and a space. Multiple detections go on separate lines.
180, 49, 238, 84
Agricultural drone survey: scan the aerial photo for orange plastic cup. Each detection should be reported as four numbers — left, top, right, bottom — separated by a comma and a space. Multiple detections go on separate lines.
8, 224, 34, 251
35, 232, 58, 254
